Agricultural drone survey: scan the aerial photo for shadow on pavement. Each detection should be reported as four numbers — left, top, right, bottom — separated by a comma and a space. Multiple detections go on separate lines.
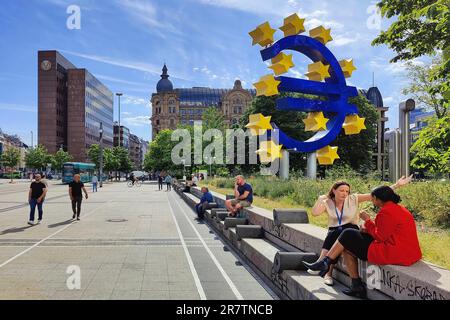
47, 219, 74, 228
0, 225, 34, 235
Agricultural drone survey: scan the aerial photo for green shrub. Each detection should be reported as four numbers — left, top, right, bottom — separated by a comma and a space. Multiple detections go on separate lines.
207, 176, 450, 229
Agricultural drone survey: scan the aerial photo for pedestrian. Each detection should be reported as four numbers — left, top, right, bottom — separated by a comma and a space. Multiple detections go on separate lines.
69, 174, 89, 221
28, 173, 47, 225
158, 174, 164, 191
92, 174, 98, 192
164, 174, 172, 191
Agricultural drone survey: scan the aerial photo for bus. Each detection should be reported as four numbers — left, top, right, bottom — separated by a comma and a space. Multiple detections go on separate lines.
62, 162, 95, 184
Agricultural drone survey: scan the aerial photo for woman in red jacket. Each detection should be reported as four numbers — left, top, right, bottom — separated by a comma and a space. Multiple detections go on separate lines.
303, 185, 422, 299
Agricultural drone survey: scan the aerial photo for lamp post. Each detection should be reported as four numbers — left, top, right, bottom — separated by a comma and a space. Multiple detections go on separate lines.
30, 131, 33, 149
205, 156, 216, 179
116, 93, 123, 147
99, 122, 104, 188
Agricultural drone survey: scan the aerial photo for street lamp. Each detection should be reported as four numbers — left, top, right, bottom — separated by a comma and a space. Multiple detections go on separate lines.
205, 156, 216, 179
116, 93, 123, 147
99, 122, 104, 188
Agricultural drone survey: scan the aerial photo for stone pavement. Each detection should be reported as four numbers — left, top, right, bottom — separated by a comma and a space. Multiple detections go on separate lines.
0, 180, 276, 300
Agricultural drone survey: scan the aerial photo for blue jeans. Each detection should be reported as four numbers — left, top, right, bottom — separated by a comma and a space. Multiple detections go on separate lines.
92, 182, 97, 192
29, 198, 44, 221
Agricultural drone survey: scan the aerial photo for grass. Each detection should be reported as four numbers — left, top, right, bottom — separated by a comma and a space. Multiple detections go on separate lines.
203, 183, 450, 270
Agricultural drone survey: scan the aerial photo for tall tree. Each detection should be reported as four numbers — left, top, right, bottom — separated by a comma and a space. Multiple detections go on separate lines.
239, 93, 377, 175
51, 149, 73, 173
402, 54, 447, 118
372, 0, 449, 111
144, 130, 177, 172
0, 148, 21, 183
333, 95, 379, 174
25, 145, 50, 171
410, 116, 450, 175
202, 106, 226, 131
87, 144, 101, 168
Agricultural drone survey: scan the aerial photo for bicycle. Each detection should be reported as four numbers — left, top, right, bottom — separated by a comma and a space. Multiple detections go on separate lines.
127, 180, 142, 187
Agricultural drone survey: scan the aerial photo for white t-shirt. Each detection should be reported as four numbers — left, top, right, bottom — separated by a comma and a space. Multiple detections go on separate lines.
92, 176, 98, 183
318, 194, 360, 228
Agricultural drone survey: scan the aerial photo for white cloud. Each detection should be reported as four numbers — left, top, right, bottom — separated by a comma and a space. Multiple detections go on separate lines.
96, 74, 149, 88
60, 50, 191, 81
0, 103, 36, 113
116, 0, 181, 38
122, 95, 150, 109
123, 116, 151, 127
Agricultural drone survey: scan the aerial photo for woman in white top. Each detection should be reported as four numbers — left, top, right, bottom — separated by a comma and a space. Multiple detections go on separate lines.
309, 175, 412, 286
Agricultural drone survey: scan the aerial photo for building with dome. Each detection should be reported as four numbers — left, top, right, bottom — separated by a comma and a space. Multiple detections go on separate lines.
150, 64, 256, 138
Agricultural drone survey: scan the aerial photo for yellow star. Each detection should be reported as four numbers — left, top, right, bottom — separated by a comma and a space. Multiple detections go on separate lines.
305, 61, 331, 81
268, 52, 295, 75
253, 74, 281, 96
309, 26, 333, 45
339, 59, 357, 78
279, 13, 305, 37
245, 113, 273, 136
343, 115, 366, 135
317, 145, 340, 165
302, 112, 329, 131
249, 21, 276, 47
256, 141, 283, 163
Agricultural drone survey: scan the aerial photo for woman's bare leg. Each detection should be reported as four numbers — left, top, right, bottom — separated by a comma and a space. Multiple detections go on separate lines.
342, 250, 359, 279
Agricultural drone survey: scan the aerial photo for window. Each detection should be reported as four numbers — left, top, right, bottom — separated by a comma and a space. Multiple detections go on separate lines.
156, 120, 160, 125
170, 119, 175, 126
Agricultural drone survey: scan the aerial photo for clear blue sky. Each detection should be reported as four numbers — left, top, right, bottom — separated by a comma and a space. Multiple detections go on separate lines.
0, 0, 428, 145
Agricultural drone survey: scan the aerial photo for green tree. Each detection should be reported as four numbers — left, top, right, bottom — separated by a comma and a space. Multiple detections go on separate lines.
402, 54, 447, 118
87, 144, 101, 168
239, 93, 377, 175
113, 146, 133, 172
410, 116, 450, 175
25, 145, 50, 171
0, 148, 21, 183
372, 0, 449, 111
51, 149, 73, 173
333, 95, 379, 174
144, 130, 177, 172
202, 106, 226, 131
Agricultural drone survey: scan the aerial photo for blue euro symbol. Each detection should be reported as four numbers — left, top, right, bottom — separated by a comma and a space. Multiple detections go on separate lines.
260, 35, 359, 153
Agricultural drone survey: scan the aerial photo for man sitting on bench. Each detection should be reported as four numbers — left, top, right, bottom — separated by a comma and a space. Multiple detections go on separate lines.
225, 175, 253, 217
195, 187, 214, 220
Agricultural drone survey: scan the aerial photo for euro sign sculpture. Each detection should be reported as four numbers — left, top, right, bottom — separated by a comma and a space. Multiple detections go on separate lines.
247, 14, 366, 165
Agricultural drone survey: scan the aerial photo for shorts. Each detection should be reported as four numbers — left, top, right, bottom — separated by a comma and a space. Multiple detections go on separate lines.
338, 229, 375, 261
322, 223, 359, 251
230, 199, 252, 207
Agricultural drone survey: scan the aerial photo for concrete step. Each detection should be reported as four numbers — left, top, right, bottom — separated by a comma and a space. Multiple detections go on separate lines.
188, 187, 450, 300
240, 238, 359, 300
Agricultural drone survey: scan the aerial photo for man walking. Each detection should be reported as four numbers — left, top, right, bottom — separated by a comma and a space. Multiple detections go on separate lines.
69, 174, 88, 221
164, 174, 172, 191
92, 174, 98, 192
158, 174, 164, 191
28, 173, 47, 225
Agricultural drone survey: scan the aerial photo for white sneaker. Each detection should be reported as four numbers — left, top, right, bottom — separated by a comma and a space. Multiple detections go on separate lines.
324, 275, 334, 286
307, 269, 320, 275
27, 221, 34, 226
36, 220, 42, 224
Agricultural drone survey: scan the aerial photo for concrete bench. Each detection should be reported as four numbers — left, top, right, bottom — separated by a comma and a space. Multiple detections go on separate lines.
189, 186, 450, 300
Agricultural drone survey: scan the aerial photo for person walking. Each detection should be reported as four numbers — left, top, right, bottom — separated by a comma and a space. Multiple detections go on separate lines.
27, 173, 47, 225
69, 174, 88, 221
158, 174, 164, 191
164, 174, 172, 191
92, 174, 98, 192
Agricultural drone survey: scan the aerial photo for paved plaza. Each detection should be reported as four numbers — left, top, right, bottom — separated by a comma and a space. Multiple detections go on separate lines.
0, 180, 276, 300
